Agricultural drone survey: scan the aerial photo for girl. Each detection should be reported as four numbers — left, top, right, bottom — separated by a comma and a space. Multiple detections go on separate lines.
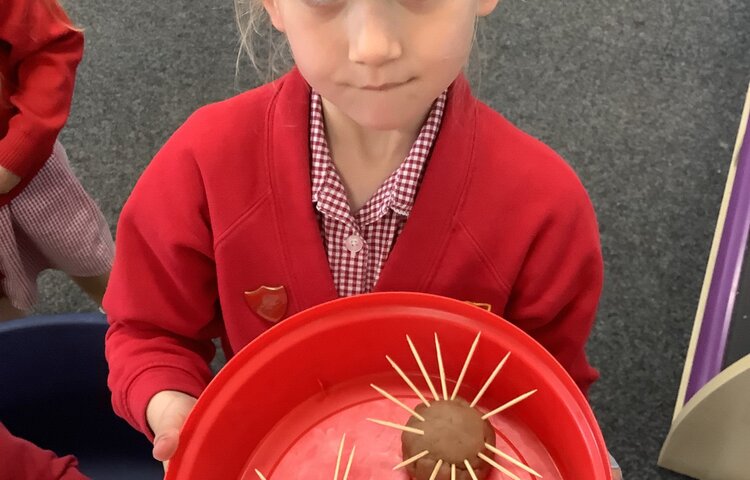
0, 0, 114, 320
104, 0, 621, 477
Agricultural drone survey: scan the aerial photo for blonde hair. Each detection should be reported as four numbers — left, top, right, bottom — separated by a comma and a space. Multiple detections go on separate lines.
233, 0, 292, 83
232, 0, 488, 90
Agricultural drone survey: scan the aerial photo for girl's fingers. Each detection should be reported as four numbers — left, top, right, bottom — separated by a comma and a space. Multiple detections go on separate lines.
152, 427, 180, 462
146, 392, 198, 463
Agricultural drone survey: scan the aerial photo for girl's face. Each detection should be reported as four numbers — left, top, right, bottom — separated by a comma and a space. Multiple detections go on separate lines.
263, 0, 499, 131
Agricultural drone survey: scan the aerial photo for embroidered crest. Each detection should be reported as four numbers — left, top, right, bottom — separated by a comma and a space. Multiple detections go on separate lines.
244, 285, 288, 323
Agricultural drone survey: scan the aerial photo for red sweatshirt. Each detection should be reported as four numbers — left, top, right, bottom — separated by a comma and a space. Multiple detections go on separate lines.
104, 68, 604, 437
0, 0, 83, 206
0, 422, 88, 480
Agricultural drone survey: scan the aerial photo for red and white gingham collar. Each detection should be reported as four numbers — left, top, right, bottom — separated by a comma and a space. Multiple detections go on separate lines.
310, 90, 447, 222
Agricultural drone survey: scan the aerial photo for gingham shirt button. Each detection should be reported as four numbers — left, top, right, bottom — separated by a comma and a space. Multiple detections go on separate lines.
345, 234, 364, 253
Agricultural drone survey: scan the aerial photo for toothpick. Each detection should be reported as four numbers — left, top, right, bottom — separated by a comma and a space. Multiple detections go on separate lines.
428, 460, 444, 480
393, 450, 430, 470
464, 460, 479, 480
342, 445, 356, 480
470, 351, 511, 408
407, 335, 440, 401
435, 333, 448, 400
334, 434, 346, 480
451, 463, 456, 480
370, 384, 425, 421
485, 443, 543, 478
255, 470, 268, 480
478, 452, 521, 480
367, 418, 425, 435
451, 332, 481, 400
387, 356, 431, 406
481, 390, 537, 420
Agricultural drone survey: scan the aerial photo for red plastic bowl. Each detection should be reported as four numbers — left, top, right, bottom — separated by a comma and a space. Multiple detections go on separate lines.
166, 292, 611, 480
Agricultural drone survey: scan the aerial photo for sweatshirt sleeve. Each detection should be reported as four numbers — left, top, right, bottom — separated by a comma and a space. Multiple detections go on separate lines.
0, 0, 84, 177
503, 177, 604, 396
103, 114, 223, 438
0, 422, 89, 480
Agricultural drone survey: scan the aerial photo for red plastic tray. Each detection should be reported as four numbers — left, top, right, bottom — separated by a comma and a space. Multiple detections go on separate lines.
166, 292, 611, 479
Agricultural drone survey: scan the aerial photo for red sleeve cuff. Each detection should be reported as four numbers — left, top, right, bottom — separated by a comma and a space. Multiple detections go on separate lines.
0, 126, 53, 178
122, 366, 208, 441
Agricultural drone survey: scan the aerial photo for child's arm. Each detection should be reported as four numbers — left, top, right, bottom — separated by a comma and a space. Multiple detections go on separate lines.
503, 178, 604, 396
0, 422, 88, 480
502, 180, 619, 474
0, 1, 83, 189
104, 114, 222, 438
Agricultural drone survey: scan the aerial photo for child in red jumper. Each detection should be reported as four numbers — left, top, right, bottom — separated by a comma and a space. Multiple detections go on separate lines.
104, 0, 620, 477
0, 0, 114, 320
0, 422, 88, 480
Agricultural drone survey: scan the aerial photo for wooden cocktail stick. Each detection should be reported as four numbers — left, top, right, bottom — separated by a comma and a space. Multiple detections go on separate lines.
371, 383, 426, 421
342, 445, 355, 480
366, 418, 425, 435
478, 452, 521, 480
387, 355, 431, 406
393, 450, 430, 470
451, 332, 481, 400
407, 335, 440, 401
333, 434, 346, 480
428, 460, 444, 480
464, 460, 479, 480
481, 390, 537, 420
470, 351, 511, 408
434, 333, 448, 400
485, 443, 542, 477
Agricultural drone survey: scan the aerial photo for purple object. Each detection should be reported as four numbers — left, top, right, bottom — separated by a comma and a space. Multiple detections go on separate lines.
685, 117, 750, 402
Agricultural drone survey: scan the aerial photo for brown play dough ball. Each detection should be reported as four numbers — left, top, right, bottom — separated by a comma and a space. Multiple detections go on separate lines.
401, 398, 496, 480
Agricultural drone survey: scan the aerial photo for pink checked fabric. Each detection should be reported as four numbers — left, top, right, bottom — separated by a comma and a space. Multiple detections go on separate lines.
0, 141, 114, 311
310, 90, 446, 297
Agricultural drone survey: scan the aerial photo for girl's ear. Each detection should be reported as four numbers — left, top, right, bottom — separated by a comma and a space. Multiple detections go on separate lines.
476, 0, 500, 17
263, 0, 286, 32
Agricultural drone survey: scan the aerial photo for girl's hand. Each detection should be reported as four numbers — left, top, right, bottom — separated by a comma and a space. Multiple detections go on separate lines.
608, 451, 623, 479
0, 166, 21, 194
146, 390, 198, 471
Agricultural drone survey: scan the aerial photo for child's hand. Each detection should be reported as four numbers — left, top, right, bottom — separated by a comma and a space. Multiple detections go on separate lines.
609, 452, 623, 480
0, 166, 21, 194
146, 390, 198, 470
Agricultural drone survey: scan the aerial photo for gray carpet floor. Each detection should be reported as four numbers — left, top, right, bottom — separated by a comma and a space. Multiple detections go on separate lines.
34, 1, 750, 478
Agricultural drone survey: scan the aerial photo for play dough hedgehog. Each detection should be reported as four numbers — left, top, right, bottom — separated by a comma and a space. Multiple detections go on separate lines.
368, 333, 542, 480
402, 398, 496, 480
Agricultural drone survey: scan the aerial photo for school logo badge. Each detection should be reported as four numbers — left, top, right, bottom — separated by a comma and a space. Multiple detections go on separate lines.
244, 285, 288, 323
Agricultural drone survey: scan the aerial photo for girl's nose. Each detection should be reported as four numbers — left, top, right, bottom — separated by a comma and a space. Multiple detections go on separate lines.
348, 3, 402, 66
